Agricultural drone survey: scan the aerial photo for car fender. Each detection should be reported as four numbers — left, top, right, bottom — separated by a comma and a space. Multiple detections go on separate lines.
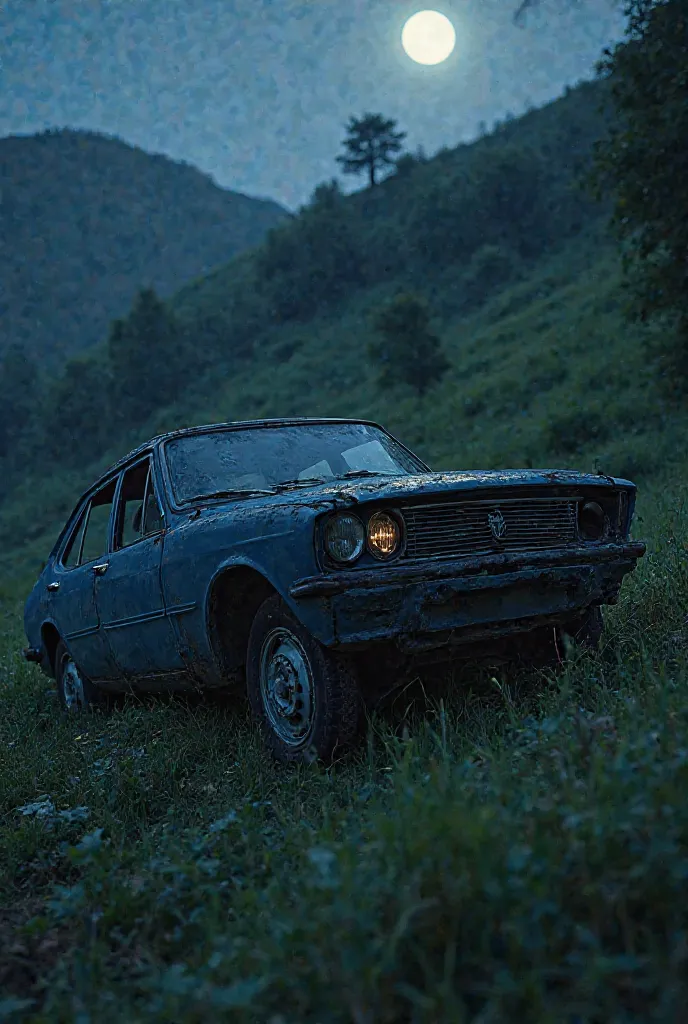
160, 502, 336, 684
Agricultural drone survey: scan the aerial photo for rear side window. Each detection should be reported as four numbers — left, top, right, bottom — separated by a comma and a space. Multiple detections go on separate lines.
61, 505, 89, 568
114, 458, 164, 550
79, 480, 117, 565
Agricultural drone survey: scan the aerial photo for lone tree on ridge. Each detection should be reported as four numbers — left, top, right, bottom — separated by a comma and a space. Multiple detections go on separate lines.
336, 113, 407, 188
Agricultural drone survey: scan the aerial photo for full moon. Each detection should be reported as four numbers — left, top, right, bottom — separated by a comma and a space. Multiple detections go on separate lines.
401, 10, 456, 66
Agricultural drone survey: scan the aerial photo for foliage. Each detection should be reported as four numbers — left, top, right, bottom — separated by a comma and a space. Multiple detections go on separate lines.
38, 356, 114, 468
336, 113, 407, 188
0, 128, 287, 365
593, 0, 688, 387
409, 143, 549, 272
1, 234, 684, 584
0, 81, 658, 577
2, 478, 688, 1018
461, 244, 520, 309
256, 181, 366, 321
108, 288, 187, 423
0, 346, 36, 463
369, 293, 450, 395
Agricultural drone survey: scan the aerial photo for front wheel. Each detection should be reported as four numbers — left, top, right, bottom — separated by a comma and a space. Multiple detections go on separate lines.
55, 640, 111, 713
246, 595, 361, 763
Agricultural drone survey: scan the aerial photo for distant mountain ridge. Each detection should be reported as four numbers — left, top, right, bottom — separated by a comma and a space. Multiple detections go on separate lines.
0, 128, 288, 362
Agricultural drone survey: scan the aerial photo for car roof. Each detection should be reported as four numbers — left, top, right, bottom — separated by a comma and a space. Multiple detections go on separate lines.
91, 417, 387, 493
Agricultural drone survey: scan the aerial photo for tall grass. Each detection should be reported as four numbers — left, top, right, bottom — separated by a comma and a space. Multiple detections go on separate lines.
1, 472, 688, 1021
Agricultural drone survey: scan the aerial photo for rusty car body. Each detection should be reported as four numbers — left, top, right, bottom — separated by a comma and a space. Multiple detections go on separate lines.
23, 417, 646, 761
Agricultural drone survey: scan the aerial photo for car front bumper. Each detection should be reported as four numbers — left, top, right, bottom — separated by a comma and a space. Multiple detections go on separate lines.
289, 542, 646, 650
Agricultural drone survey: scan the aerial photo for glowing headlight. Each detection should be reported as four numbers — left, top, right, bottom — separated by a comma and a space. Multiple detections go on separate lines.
324, 513, 365, 563
367, 511, 401, 559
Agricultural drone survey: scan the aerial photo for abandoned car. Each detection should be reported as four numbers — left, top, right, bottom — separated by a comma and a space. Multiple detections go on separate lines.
23, 417, 646, 761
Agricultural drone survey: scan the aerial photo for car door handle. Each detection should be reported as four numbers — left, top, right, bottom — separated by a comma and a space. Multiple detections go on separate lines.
46, 581, 60, 591
93, 562, 109, 576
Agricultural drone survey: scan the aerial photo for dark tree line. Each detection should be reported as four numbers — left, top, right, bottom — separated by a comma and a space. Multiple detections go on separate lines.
592, 0, 688, 389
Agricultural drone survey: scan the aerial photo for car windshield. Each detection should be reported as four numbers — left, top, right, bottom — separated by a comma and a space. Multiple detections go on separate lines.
163, 423, 426, 504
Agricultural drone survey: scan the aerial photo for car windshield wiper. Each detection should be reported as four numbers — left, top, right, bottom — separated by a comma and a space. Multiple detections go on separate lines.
341, 469, 396, 480
184, 488, 276, 503
275, 477, 330, 490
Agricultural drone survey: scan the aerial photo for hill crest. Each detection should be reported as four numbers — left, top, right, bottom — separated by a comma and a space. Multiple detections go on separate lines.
0, 127, 288, 362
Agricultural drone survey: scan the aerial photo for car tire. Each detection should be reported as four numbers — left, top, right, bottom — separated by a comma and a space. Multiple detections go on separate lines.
246, 595, 361, 764
55, 640, 111, 713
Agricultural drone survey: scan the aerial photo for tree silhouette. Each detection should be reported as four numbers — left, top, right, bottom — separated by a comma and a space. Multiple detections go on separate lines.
592, 0, 688, 389
369, 293, 450, 395
108, 288, 181, 420
336, 113, 407, 188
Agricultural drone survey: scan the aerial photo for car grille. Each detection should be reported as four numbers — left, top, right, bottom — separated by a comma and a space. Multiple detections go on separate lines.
402, 498, 578, 561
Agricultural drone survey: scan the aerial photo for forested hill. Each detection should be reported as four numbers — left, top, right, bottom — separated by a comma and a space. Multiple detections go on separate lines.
0, 128, 288, 362
6, 75, 684, 586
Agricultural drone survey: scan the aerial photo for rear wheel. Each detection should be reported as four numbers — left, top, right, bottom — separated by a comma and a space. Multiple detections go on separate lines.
55, 640, 111, 713
246, 595, 361, 763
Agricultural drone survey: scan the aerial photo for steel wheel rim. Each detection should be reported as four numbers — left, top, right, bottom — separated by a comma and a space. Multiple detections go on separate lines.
258, 627, 315, 747
60, 653, 86, 711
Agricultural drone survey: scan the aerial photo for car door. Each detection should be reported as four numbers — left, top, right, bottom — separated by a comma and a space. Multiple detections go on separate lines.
94, 455, 186, 680
52, 478, 122, 683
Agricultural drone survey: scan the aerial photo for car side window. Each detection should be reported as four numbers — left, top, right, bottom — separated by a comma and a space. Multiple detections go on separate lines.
79, 479, 117, 565
114, 458, 164, 550
142, 472, 164, 536
61, 504, 89, 568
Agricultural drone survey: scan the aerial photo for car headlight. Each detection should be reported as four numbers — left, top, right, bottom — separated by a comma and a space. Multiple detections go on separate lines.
579, 501, 605, 541
367, 511, 401, 559
324, 513, 365, 563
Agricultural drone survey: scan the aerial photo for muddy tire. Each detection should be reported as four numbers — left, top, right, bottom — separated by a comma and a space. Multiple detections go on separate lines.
246, 595, 361, 764
55, 640, 111, 713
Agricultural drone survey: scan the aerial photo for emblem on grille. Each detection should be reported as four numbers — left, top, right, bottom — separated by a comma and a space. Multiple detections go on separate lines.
487, 510, 507, 540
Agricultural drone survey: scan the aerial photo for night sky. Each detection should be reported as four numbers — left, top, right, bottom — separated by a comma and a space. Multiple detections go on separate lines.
0, 1, 624, 208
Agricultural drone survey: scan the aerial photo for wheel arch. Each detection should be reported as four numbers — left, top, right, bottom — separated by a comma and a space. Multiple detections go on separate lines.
40, 621, 62, 676
206, 562, 281, 678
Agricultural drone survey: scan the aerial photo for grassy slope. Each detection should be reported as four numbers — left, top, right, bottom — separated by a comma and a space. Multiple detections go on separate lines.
2, 81, 688, 1019
2, 474, 688, 1020
1, 223, 683, 590
0, 129, 288, 363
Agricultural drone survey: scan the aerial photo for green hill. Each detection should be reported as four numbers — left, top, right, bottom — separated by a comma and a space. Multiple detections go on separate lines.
0, 79, 683, 589
0, 128, 288, 363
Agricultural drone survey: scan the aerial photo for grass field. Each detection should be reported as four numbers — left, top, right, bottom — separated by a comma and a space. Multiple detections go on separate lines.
2, 468, 688, 1021
1, 231, 686, 590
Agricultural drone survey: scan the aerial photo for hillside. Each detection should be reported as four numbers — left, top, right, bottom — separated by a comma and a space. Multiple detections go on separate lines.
1, 78, 684, 588
0, 129, 288, 362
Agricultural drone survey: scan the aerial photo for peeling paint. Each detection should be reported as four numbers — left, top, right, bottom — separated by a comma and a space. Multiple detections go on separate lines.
23, 419, 646, 692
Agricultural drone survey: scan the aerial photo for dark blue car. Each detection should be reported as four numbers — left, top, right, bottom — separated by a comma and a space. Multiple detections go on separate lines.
23, 417, 646, 762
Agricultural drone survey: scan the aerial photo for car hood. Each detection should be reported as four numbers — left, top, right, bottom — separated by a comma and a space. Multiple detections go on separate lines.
184, 469, 634, 517
276, 468, 634, 510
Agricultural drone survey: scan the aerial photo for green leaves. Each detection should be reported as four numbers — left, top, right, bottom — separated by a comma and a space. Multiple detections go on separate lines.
593, 0, 688, 386
369, 293, 450, 396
